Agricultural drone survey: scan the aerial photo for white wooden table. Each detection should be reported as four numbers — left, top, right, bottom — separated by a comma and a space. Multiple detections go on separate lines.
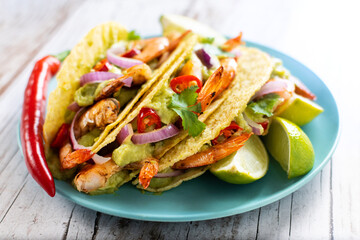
0, 0, 358, 239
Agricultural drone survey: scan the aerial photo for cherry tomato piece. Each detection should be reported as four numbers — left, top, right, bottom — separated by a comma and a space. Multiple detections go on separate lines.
93, 58, 112, 72
170, 75, 202, 93
259, 121, 269, 132
212, 121, 242, 145
137, 108, 162, 133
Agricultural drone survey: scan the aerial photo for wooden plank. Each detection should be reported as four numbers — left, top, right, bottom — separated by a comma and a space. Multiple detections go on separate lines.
0, 0, 83, 96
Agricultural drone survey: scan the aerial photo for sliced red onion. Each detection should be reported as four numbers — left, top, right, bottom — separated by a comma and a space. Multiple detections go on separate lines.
92, 154, 111, 165
131, 124, 180, 145
195, 48, 214, 69
121, 77, 133, 87
243, 113, 263, 136
80, 72, 123, 86
67, 101, 81, 112
252, 79, 294, 100
70, 108, 91, 150
154, 170, 185, 178
289, 76, 316, 100
117, 124, 134, 144
70, 108, 110, 164
107, 48, 143, 69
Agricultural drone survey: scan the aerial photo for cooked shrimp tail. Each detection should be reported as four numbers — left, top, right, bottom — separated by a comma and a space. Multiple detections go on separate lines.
139, 158, 159, 189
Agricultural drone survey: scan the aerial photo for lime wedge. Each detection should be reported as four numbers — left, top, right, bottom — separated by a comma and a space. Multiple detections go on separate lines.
210, 135, 269, 184
263, 117, 315, 179
160, 14, 227, 45
276, 94, 323, 126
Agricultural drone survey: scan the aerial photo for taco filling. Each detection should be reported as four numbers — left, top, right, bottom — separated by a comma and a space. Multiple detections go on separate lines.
66, 34, 245, 194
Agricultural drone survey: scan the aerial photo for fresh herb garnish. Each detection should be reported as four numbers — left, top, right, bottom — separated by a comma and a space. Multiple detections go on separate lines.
247, 94, 282, 117
128, 30, 141, 40
201, 37, 215, 44
169, 86, 206, 137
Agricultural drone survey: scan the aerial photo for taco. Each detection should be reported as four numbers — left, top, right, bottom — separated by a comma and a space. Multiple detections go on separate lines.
136, 47, 322, 193
43, 22, 194, 180
68, 32, 253, 194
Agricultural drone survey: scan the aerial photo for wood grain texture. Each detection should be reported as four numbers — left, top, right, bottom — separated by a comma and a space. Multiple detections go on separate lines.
0, 0, 358, 239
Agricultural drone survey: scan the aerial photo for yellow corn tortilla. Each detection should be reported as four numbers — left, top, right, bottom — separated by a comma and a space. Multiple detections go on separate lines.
43, 22, 128, 149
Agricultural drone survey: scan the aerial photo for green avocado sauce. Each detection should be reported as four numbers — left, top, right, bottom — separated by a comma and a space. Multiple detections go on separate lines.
77, 128, 101, 147
146, 83, 178, 124
112, 139, 154, 167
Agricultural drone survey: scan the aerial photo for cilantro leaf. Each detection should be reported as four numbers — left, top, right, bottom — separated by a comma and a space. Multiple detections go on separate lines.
172, 109, 206, 137
169, 86, 205, 137
169, 86, 199, 109
128, 30, 141, 40
247, 94, 282, 117
201, 37, 215, 44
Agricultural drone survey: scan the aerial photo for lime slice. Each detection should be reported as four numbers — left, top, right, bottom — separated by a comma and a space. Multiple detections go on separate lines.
160, 14, 227, 45
210, 135, 269, 184
263, 117, 315, 179
276, 94, 323, 126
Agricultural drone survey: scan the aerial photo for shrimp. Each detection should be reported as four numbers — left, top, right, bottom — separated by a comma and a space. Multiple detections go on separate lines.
132, 31, 191, 64
179, 58, 203, 80
133, 37, 170, 63
217, 58, 237, 94
78, 98, 120, 135
197, 58, 238, 112
73, 160, 121, 193
172, 133, 252, 169
138, 158, 159, 189
59, 142, 72, 167
197, 66, 224, 112
95, 64, 152, 101
62, 149, 94, 169
221, 32, 244, 52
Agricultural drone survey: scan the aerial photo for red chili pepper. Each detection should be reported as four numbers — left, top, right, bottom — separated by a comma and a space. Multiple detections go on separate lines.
259, 121, 269, 132
170, 75, 203, 93
122, 48, 141, 58
137, 107, 162, 133
50, 123, 70, 148
93, 58, 112, 72
212, 121, 242, 145
20, 51, 68, 197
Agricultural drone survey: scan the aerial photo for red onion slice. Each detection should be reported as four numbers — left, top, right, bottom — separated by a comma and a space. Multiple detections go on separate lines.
70, 108, 91, 150
195, 48, 214, 69
70, 108, 111, 164
131, 124, 180, 145
107, 48, 143, 69
92, 154, 111, 165
67, 101, 81, 112
243, 113, 263, 136
230, 48, 242, 57
252, 79, 294, 100
154, 170, 185, 178
117, 124, 134, 144
80, 72, 123, 86
121, 77, 133, 87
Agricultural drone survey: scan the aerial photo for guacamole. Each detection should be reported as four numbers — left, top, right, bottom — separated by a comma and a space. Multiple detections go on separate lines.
112, 140, 154, 167
146, 84, 178, 124
114, 87, 139, 108
74, 83, 98, 107
78, 128, 101, 147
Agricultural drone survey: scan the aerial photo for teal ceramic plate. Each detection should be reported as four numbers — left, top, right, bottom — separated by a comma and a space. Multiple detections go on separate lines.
18, 41, 340, 222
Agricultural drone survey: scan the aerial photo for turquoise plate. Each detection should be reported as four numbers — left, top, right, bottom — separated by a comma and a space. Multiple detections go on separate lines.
18, 41, 340, 222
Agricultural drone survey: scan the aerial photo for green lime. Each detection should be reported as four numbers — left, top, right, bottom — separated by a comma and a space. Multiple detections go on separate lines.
160, 14, 227, 45
263, 117, 315, 179
276, 94, 323, 126
210, 135, 269, 184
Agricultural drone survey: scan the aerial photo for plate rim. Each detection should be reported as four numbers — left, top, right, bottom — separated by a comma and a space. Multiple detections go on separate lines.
17, 40, 341, 222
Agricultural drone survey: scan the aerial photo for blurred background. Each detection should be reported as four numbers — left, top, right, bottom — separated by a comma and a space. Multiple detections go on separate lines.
0, 0, 359, 239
